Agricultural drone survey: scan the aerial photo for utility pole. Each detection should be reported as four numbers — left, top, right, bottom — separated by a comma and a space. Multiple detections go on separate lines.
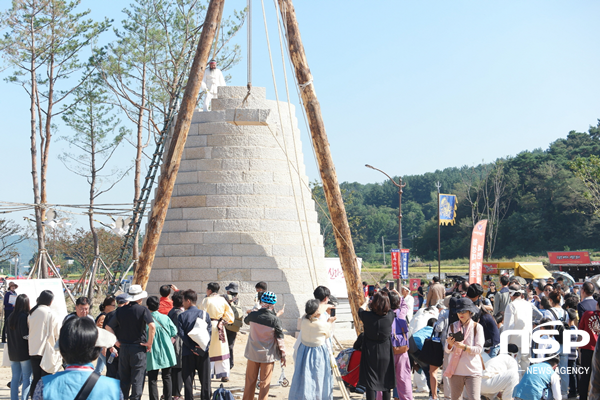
365, 164, 406, 288
278, 0, 364, 334
133, 0, 225, 289
382, 236, 386, 266
436, 181, 442, 279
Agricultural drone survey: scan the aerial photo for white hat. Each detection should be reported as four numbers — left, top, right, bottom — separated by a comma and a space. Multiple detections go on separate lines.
126, 284, 148, 302
54, 326, 117, 350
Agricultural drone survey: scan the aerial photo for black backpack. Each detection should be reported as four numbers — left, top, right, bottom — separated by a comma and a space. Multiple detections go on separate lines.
212, 384, 234, 400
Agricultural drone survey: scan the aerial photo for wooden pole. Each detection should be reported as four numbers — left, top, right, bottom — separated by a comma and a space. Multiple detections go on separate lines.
133, 0, 225, 289
436, 182, 441, 279
278, 0, 364, 334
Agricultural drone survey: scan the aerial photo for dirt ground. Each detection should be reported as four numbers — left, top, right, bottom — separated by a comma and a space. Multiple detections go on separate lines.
0, 334, 432, 400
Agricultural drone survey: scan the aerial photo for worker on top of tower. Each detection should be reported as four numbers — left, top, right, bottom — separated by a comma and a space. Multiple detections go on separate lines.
201, 59, 226, 111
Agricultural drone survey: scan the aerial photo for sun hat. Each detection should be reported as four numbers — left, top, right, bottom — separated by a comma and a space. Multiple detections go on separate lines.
126, 284, 148, 302
8, 281, 18, 289
454, 298, 479, 315
55, 325, 117, 350
260, 291, 277, 305
225, 282, 239, 293
116, 293, 129, 304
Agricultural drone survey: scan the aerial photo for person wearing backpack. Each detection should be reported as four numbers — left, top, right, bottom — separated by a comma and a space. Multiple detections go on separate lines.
224, 283, 243, 370
178, 289, 212, 400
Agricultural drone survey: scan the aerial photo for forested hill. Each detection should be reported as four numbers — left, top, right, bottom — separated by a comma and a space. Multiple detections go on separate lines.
312, 122, 600, 263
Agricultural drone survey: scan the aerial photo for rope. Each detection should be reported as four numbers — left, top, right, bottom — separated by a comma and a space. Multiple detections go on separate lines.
272, 0, 321, 291
247, 0, 252, 87
260, 0, 317, 290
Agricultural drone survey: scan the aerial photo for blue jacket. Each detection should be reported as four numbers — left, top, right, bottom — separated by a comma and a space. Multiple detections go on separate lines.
34, 364, 121, 400
513, 362, 554, 400
412, 326, 433, 351
177, 305, 212, 357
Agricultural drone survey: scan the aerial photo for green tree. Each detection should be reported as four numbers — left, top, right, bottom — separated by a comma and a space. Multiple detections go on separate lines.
570, 154, 600, 215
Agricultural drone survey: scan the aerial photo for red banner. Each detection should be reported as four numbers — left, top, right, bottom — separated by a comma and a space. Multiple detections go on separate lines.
469, 220, 488, 284
391, 249, 400, 279
548, 251, 590, 265
409, 279, 420, 292
482, 263, 499, 274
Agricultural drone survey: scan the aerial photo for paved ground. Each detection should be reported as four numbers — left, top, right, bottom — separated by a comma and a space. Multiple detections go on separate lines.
0, 334, 434, 400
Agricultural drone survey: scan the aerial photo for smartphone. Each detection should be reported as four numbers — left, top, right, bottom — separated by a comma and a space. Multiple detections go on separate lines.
368, 285, 375, 297
388, 281, 395, 290
449, 331, 464, 342
330, 308, 336, 317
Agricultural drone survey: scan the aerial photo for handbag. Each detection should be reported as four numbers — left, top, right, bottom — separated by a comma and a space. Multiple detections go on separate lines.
188, 311, 210, 351
40, 340, 62, 374
392, 316, 408, 355
419, 330, 444, 367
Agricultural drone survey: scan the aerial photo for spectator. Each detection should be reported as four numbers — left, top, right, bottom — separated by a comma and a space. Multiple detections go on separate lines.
478, 306, 500, 358
358, 291, 395, 400
178, 289, 212, 400
494, 312, 504, 333
31, 317, 120, 400
3, 281, 18, 343
513, 356, 561, 400
579, 282, 597, 320
388, 290, 412, 400
493, 275, 510, 317
427, 276, 446, 307
341, 334, 365, 394
410, 318, 438, 399
94, 296, 116, 375
363, 281, 369, 298
547, 290, 568, 322
103, 293, 128, 380
503, 284, 532, 375
7, 294, 31, 400
63, 296, 94, 323
480, 344, 520, 400
417, 286, 425, 309
200, 282, 234, 382
566, 308, 579, 399
242, 291, 286, 400
223, 283, 243, 370
168, 291, 185, 400
401, 286, 414, 322
105, 285, 156, 400
254, 281, 268, 307
485, 282, 497, 300
444, 298, 484, 400
159, 284, 178, 315
578, 300, 600, 400
289, 299, 335, 400
28, 290, 60, 395
146, 296, 177, 400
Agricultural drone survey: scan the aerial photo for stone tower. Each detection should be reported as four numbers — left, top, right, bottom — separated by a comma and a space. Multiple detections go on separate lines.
146, 86, 327, 330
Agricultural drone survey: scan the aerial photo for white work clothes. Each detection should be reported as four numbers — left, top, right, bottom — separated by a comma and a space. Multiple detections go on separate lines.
481, 354, 520, 400
201, 68, 226, 111
404, 294, 415, 322
503, 297, 533, 376
408, 307, 439, 338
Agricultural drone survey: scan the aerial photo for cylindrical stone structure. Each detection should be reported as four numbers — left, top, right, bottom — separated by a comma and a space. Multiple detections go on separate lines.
146, 86, 327, 330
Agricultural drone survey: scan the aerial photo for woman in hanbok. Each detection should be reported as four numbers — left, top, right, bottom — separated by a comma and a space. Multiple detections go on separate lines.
388, 290, 412, 400
289, 299, 336, 400
200, 282, 234, 382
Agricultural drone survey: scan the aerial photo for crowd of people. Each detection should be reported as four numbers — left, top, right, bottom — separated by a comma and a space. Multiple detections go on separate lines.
5, 273, 600, 400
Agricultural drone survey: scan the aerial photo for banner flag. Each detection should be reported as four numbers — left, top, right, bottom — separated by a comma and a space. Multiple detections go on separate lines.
401, 249, 410, 280
469, 220, 488, 284
439, 194, 457, 226
391, 249, 400, 279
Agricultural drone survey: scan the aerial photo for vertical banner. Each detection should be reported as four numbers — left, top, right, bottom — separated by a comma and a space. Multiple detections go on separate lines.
401, 249, 410, 279
391, 249, 400, 279
439, 194, 457, 225
469, 220, 488, 284
409, 278, 420, 291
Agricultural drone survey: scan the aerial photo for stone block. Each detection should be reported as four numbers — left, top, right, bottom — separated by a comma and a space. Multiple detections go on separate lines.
175, 171, 198, 185
221, 159, 250, 171
264, 208, 298, 221
251, 268, 283, 281
241, 256, 279, 269
242, 171, 274, 183
173, 268, 217, 282
197, 159, 223, 171
260, 220, 301, 233
163, 244, 196, 257
166, 208, 183, 220
151, 257, 169, 270
185, 135, 207, 147
158, 234, 168, 246
224, 108, 270, 126
214, 219, 260, 232
216, 183, 254, 195
288, 257, 310, 270
211, 146, 246, 159
249, 159, 287, 171
272, 244, 303, 257
184, 147, 212, 160
218, 86, 266, 100
182, 207, 227, 220
163, 220, 187, 232
177, 183, 217, 196
191, 111, 226, 123
179, 160, 198, 172
247, 134, 279, 148
187, 220, 214, 232
232, 244, 271, 257
217, 269, 251, 281
203, 232, 242, 244
148, 269, 172, 282
211, 256, 242, 269
273, 196, 297, 208
170, 196, 206, 208
206, 195, 238, 207
207, 135, 248, 147
195, 243, 233, 256
169, 232, 204, 245
237, 195, 277, 208
169, 256, 211, 269
226, 208, 264, 220
240, 232, 274, 245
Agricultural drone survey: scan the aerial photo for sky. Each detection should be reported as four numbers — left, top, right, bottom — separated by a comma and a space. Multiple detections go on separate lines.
1, 0, 600, 229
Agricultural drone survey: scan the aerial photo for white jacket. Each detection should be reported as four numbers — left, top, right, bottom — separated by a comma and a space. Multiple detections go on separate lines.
28, 305, 60, 356
503, 298, 533, 349
201, 68, 226, 94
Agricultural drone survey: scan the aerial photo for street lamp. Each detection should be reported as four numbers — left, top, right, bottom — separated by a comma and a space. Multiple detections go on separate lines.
365, 164, 406, 252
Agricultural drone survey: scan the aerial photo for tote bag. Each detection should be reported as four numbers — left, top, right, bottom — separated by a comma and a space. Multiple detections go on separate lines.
418, 331, 443, 367
188, 311, 210, 351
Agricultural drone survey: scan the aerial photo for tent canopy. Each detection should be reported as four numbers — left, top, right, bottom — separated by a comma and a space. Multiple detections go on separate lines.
514, 262, 552, 280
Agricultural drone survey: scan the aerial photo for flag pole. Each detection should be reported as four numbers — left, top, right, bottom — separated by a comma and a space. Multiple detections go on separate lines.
436, 182, 441, 279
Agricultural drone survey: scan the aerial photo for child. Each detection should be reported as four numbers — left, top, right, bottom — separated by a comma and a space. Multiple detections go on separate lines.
158, 284, 178, 315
